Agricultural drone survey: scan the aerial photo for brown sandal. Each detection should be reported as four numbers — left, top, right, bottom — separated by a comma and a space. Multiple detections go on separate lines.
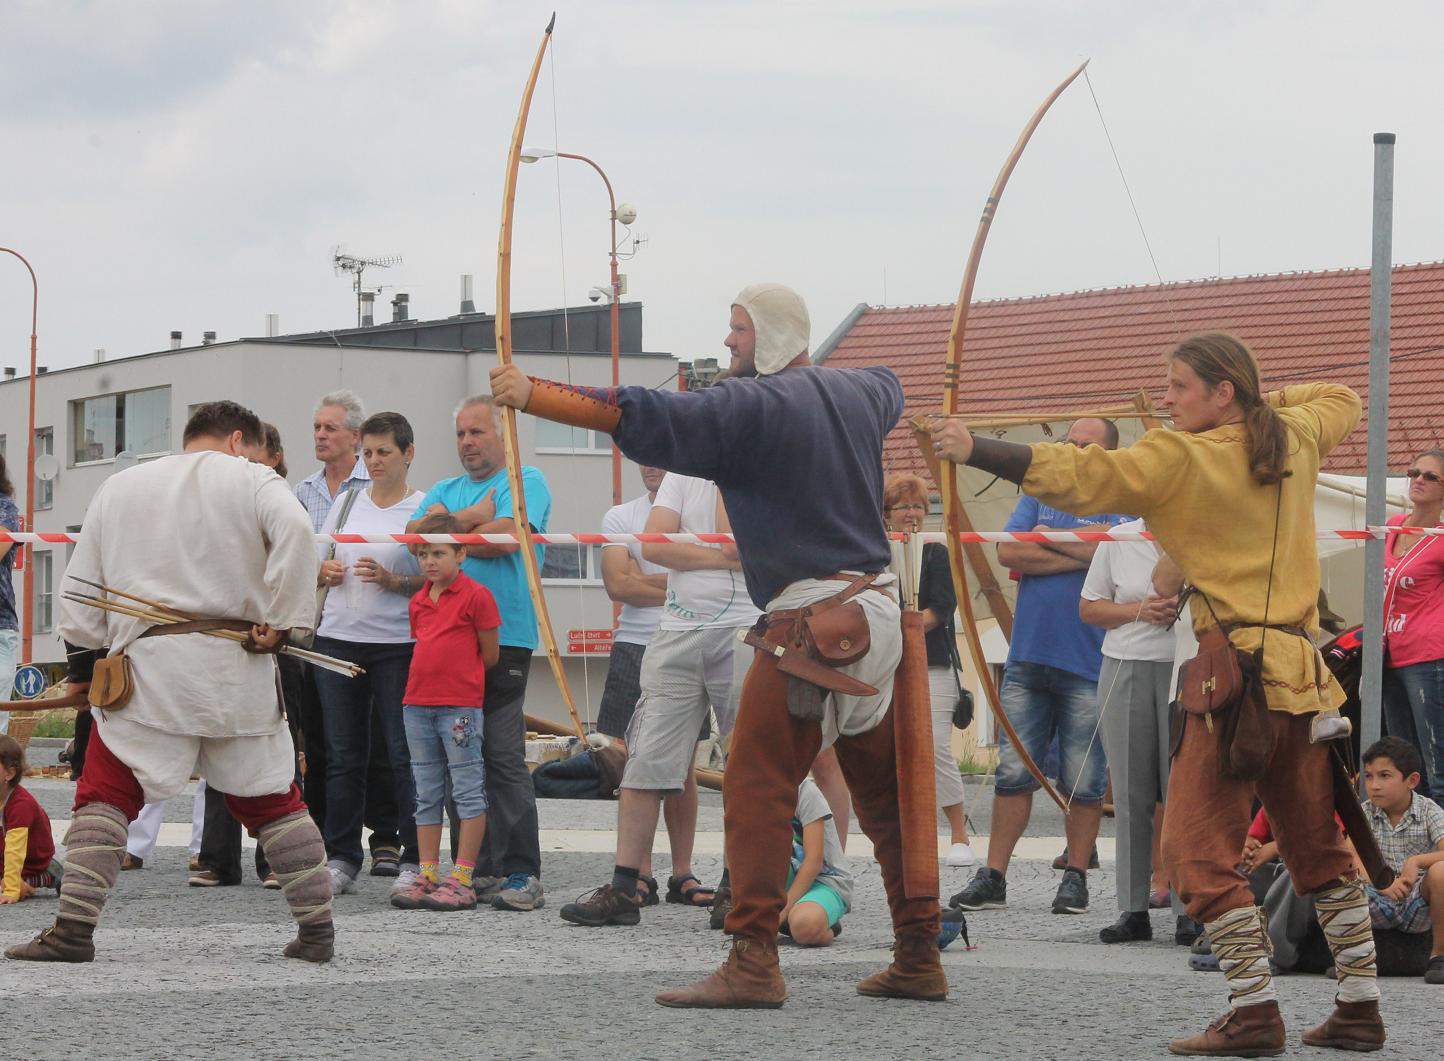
666, 873, 716, 907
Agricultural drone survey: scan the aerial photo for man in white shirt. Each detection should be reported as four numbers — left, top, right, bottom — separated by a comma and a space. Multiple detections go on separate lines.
561, 473, 760, 926
1079, 517, 1195, 947
7, 401, 333, 965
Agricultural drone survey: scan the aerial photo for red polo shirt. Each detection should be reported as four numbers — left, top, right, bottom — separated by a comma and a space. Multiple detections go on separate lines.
405, 574, 502, 707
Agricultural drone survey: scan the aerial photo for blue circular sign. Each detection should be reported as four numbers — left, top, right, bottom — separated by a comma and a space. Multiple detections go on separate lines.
13, 664, 47, 700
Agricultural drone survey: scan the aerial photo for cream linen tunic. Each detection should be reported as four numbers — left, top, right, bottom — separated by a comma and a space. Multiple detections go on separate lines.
59, 451, 318, 798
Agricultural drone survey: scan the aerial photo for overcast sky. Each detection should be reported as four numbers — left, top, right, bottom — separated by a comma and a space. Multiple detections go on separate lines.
2, 0, 1442, 374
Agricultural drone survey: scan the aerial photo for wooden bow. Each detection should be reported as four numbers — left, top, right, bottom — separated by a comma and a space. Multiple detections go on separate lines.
495, 13, 586, 741
936, 60, 1090, 814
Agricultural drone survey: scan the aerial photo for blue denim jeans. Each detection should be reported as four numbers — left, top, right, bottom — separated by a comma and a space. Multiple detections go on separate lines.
0, 627, 17, 736
404, 706, 488, 825
1382, 658, 1444, 799
995, 660, 1107, 803
313, 637, 418, 871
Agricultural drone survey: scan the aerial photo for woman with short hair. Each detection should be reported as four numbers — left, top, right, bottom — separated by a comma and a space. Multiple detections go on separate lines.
883, 471, 975, 869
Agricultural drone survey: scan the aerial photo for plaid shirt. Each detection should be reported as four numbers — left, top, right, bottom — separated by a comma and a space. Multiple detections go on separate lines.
1363, 791, 1444, 872
294, 457, 370, 532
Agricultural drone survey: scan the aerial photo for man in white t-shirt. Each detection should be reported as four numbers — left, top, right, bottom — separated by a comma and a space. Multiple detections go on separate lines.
561, 473, 760, 926
1079, 517, 1196, 947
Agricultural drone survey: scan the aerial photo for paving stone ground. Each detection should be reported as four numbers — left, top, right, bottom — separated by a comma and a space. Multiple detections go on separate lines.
2, 772, 1437, 1060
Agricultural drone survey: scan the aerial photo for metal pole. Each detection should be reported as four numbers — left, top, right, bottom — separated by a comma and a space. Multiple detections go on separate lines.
0, 248, 38, 665
1359, 132, 1395, 760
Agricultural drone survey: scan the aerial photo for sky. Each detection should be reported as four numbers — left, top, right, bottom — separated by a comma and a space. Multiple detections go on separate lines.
2, 0, 1442, 372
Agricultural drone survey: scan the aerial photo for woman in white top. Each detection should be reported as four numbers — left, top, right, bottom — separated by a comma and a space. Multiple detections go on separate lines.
313, 412, 427, 897
1080, 518, 1194, 946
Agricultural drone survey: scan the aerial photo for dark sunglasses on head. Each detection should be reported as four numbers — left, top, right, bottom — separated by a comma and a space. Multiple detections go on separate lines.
1407, 468, 1443, 483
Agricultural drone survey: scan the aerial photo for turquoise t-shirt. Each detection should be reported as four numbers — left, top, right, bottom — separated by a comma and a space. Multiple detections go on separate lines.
414, 466, 551, 651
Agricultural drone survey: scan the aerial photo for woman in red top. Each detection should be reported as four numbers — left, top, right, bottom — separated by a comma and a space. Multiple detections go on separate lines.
1382, 448, 1444, 799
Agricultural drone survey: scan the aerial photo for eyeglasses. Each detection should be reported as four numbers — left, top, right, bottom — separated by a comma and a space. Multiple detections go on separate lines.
1406, 468, 1443, 483
887, 503, 927, 512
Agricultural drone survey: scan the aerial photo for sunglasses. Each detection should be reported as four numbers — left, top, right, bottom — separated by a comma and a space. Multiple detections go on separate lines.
1406, 468, 1443, 483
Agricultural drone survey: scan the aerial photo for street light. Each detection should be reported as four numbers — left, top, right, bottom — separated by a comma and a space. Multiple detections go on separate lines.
520, 146, 633, 509
0, 248, 38, 665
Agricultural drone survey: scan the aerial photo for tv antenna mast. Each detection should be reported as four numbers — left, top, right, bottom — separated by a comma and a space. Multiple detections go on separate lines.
333, 247, 403, 326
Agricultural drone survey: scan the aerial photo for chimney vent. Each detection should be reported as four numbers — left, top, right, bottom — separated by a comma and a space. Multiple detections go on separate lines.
360, 291, 375, 328
202, 331, 216, 346
460, 274, 476, 314
265, 313, 280, 337
93, 348, 106, 363
170, 330, 183, 350
392, 292, 410, 323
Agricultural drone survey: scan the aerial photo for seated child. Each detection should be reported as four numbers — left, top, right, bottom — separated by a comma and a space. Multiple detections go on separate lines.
1361, 737, 1444, 985
780, 776, 852, 946
391, 514, 501, 913
1, 735, 62, 903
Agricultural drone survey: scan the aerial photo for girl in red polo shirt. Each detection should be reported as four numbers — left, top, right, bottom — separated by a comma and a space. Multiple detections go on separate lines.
391, 514, 501, 912
2, 735, 61, 903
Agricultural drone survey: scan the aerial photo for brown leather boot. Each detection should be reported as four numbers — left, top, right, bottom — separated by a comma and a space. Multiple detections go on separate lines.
1301, 998, 1385, 1052
857, 935, 948, 1001
283, 920, 335, 963
4, 919, 97, 963
1168, 1002, 1285, 1057
654, 937, 787, 1009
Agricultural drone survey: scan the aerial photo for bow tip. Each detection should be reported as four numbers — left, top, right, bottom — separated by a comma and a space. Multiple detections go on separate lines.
546, 11, 556, 33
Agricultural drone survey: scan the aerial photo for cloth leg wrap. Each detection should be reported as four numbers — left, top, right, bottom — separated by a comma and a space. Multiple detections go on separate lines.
1205, 905, 1278, 1007
1314, 876, 1379, 1003
57, 802, 128, 926
257, 810, 333, 926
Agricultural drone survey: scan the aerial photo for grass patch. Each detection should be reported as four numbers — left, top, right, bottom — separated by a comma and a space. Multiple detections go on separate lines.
32, 712, 76, 739
957, 755, 993, 776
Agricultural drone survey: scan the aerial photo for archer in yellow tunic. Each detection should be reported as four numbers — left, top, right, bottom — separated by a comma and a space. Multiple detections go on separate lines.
930, 333, 1385, 1056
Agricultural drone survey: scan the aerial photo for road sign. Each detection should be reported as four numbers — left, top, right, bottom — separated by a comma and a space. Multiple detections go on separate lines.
13, 664, 47, 699
567, 629, 613, 655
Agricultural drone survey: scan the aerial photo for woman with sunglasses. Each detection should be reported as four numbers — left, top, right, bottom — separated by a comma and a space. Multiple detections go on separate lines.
1381, 450, 1444, 800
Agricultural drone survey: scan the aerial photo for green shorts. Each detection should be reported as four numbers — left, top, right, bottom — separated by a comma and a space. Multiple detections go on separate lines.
794, 882, 847, 927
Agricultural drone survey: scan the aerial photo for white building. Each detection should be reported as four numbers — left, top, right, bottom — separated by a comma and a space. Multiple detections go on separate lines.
0, 302, 675, 730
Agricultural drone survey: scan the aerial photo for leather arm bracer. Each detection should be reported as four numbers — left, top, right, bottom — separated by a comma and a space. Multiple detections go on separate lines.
525, 378, 622, 435
967, 435, 1033, 485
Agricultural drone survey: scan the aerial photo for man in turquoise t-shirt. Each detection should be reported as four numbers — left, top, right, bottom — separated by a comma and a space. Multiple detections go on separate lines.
408, 395, 552, 912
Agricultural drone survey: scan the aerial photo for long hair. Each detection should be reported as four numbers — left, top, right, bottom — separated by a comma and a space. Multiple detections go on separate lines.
1168, 332, 1288, 485
0, 453, 12, 498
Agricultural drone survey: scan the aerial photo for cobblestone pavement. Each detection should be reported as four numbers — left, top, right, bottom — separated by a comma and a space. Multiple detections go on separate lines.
2, 777, 1437, 1060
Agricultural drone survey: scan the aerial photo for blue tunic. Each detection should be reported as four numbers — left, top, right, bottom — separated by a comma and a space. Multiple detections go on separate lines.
589, 365, 904, 609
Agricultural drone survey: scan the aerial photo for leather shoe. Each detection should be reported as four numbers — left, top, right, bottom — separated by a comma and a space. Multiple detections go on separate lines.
857, 935, 948, 1001
1301, 998, 1385, 1052
5, 919, 96, 963
655, 938, 786, 1008
1168, 1002, 1285, 1056
283, 920, 335, 963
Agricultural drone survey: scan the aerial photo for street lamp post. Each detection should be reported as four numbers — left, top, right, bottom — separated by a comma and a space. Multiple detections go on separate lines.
0, 248, 38, 665
520, 148, 627, 508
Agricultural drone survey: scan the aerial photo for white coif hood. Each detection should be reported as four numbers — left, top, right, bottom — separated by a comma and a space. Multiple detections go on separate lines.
733, 283, 810, 376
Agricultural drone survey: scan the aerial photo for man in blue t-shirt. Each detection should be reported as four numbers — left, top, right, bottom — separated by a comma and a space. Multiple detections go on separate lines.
408, 395, 552, 912
952, 417, 1131, 920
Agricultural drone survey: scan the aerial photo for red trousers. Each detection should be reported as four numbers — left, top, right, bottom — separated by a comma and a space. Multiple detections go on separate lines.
1161, 710, 1356, 924
723, 650, 938, 945
75, 726, 306, 833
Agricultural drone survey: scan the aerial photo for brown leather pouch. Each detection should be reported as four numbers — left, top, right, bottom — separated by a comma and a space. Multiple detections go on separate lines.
799, 601, 870, 667
89, 654, 135, 710
1177, 625, 1244, 719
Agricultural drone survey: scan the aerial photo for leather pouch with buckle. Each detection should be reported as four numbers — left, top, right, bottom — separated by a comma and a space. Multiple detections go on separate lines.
1176, 623, 1273, 781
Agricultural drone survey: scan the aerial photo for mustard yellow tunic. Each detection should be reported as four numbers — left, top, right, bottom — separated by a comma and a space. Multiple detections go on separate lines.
1022, 383, 1362, 714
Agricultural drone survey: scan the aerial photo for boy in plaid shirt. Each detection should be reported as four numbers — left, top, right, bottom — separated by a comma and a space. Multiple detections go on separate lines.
1361, 737, 1444, 984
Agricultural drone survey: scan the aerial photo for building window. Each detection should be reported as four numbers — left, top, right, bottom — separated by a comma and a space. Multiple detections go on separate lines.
71, 386, 171, 464
533, 419, 610, 454
540, 543, 602, 583
34, 428, 53, 510
33, 550, 52, 634
0, 434, 6, 459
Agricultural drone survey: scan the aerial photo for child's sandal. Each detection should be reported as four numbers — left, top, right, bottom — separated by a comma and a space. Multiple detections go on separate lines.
666, 873, 716, 907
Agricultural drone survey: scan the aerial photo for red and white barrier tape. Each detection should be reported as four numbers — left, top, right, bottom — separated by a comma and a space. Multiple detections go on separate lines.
0, 528, 1423, 546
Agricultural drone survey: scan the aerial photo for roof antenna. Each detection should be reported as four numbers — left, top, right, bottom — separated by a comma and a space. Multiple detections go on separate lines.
333, 246, 403, 327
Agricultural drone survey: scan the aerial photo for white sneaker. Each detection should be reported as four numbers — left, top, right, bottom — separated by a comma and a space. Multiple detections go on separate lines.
390, 864, 420, 896
327, 861, 357, 895
945, 842, 977, 868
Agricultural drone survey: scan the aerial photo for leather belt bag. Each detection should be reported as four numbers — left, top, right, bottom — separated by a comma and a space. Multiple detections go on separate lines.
89, 618, 255, 711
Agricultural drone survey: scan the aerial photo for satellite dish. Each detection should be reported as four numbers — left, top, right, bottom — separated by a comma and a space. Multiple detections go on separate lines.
113, 450, 139, 472
33, 454, 59, 481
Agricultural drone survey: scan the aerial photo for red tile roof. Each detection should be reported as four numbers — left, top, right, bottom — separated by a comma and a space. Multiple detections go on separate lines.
818, 263, 1444, 476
